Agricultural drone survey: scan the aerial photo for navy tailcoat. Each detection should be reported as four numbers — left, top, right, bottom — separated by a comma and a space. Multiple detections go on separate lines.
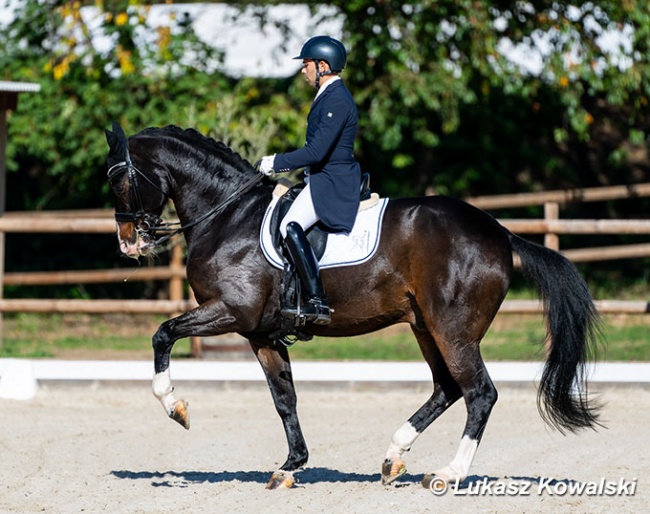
274, 79, 361, 233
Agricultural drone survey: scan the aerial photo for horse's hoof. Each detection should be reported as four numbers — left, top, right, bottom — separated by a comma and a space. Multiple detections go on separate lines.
381, 458, 407, 486
266, 471, 295, 489
422, 474, 440, 491
170, 399, 190, 430
422, 471, 458, 491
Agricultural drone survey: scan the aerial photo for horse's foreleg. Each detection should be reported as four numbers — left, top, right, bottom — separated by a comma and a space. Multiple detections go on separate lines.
251, 341, 308, 490
151, 319, 191, 429
151, 305, 237, 430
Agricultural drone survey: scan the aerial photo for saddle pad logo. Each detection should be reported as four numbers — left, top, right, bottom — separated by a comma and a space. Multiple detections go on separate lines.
260, 197, 389, 270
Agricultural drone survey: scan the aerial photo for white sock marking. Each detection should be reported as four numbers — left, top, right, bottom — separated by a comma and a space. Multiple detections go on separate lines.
385, 422, 419, 460
152, 369, 177, 415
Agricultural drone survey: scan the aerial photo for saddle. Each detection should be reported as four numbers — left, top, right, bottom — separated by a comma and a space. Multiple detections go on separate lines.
268, 173, 372, 346
268, 173, 372, 260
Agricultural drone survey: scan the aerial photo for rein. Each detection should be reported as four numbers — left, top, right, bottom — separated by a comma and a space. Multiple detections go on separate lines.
107, 160, 263, 248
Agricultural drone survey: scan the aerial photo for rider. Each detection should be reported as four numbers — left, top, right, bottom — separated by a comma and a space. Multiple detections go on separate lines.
257, 35, 362, 326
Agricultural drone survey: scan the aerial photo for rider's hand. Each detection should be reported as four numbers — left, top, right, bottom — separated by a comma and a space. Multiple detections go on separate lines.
256, 154, 276, 176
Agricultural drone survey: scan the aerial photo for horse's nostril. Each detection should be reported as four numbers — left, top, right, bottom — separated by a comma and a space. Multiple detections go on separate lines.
118, 222, 137, 244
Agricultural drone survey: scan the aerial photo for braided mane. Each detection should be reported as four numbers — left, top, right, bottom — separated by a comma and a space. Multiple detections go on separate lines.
135, 125, 256, 176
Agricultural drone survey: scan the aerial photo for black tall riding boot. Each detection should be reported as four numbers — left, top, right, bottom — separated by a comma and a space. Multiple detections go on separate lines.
283, 222, 331, 325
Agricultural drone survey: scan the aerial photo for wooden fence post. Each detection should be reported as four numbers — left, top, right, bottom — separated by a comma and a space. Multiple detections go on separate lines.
169, 239, 184, 303
168, 239, 201, 358
544, 202, 560, 251
188, 288, 202, 359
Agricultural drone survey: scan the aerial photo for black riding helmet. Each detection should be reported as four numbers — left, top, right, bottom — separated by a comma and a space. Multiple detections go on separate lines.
294, 35, 347, 72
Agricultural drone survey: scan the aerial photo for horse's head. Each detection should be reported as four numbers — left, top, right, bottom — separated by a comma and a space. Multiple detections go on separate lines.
105, 122, 168, 258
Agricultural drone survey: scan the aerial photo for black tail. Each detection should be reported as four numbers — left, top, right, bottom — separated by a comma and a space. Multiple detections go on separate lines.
509, 233, 603, 433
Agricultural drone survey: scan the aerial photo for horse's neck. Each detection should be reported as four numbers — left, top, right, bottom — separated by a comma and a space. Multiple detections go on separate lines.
171, 167, 269, 244
169, 161, 247, 222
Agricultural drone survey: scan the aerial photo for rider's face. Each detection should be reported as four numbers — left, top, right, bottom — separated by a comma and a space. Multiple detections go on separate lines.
301, 59, 317, 87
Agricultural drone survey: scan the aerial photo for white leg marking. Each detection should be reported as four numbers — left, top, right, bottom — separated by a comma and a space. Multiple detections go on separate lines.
435, 435, 478, 482
152, 369, 178, 415
385, 422, 419, 460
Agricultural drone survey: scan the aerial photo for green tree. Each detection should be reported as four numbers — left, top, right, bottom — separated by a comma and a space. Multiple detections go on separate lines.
320, 0, 650, 196
0, 0, 305, 211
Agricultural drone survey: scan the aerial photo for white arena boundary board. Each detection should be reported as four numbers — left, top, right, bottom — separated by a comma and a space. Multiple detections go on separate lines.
1, 359, 648, 392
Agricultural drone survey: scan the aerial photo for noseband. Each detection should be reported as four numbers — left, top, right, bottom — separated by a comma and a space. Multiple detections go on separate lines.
107, 160, 263, 248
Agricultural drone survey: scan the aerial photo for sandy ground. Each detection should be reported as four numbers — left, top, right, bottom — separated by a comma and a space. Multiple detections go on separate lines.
0, 381, 647, 514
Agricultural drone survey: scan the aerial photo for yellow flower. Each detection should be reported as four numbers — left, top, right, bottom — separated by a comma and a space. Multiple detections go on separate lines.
585, 112, 594, 125
117, 46, 135, 75
558, 76, 569, 88
53, 58, 70, 80
115, 12, 129, 26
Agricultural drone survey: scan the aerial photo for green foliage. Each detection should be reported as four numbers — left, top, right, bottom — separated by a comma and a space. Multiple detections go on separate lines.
322, 0, 650, 196
0, 0, 304, 211
3, 0, 650, 207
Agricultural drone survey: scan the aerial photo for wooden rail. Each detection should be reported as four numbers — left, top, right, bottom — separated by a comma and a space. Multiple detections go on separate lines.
466, 182, 650, 209
466, 182, 650, 261
0, 298, 196, 313
0, 182, 647, 334
2, 266, 186, 286
500, 219, 650, 234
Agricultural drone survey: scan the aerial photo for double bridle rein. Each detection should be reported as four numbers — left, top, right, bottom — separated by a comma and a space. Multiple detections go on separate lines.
107, 159, 263, 248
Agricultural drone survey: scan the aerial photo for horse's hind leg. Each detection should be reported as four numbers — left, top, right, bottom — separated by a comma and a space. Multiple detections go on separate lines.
382, 327, 463, 485
422, 341, 498, 490
250, 340, 309, 490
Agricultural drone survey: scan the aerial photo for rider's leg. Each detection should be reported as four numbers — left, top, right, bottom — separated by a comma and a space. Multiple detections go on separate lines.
280, 185, 331, 325
279, 183, 319, 239
283, 222, 330, 324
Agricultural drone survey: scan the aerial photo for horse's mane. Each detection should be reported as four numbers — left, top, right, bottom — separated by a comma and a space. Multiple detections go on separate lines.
135, 125, 256, 176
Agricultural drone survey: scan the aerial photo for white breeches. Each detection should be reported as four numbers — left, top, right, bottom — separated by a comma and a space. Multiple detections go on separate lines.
279, 183, 319, 238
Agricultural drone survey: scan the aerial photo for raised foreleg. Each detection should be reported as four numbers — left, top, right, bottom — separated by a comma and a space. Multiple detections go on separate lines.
250, 340, 308, 489
151, 301, 238, 429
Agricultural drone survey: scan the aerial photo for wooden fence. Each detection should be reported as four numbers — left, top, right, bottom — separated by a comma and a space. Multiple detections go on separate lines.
0, 182, 648, 353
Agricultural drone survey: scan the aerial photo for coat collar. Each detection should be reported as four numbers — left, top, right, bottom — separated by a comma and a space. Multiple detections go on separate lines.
312, 78, 344, 107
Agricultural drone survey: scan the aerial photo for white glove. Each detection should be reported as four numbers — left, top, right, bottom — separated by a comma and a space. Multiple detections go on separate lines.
257, 154, 276, 176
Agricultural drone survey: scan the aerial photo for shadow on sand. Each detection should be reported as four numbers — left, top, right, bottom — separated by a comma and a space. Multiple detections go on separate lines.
112, 469, 576, 490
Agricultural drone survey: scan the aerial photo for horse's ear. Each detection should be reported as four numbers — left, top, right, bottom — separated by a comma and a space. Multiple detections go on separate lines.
105, 121, 132, 164
105, 128, 117, 148
112, 121, 127, 141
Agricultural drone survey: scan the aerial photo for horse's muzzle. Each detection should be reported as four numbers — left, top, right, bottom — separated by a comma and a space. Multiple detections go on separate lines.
116, 222, 153, 257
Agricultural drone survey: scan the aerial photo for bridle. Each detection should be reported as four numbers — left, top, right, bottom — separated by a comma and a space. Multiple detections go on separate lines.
107, 159, 263, 248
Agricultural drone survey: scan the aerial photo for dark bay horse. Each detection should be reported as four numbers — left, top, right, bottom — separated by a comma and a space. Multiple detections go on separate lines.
105, 123, 601, 490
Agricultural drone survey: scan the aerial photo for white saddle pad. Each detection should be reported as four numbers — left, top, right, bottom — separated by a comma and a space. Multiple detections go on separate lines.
259, 193, 389, 270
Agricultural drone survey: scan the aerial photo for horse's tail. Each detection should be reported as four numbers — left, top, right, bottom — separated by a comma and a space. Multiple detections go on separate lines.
509, 233, 603, 433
